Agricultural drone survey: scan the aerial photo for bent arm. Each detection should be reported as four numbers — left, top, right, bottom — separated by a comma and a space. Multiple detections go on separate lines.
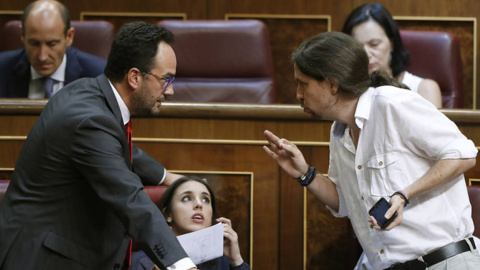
374, 158, 476, 231
417, 79, 442, 108
305, 174, 340, 212
404, 158, 476, 199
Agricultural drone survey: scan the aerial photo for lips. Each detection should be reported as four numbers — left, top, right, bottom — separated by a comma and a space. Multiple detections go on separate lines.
191, 213, 204, 223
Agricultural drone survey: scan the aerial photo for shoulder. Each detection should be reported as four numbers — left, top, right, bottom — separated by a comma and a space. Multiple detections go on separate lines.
418, 78, 440, 92
0, 49, 26, 68
371, 85, 420, 109
66, 47, 107, 71
416, 78, 442, 108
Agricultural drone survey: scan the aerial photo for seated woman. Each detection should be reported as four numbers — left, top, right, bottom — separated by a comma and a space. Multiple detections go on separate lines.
343, 3, 443, 108
131, 176, 250, 270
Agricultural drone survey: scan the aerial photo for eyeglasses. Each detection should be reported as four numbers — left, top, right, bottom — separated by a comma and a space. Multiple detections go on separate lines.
144, 71, 175, 91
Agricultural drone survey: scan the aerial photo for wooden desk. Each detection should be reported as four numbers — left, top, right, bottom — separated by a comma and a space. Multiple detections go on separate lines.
1, 99, 480, 270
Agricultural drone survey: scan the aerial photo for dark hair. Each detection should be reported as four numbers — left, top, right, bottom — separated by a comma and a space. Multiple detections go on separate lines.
105, 21, 174, 82
292, 31, 406, 97
156, 176, 217, 226
342, 3, 410, 77
22, 0, 71, 36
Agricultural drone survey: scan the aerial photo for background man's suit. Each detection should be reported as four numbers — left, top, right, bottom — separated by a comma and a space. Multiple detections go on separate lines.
0, 74, 187, 269
0, 46, 106, 97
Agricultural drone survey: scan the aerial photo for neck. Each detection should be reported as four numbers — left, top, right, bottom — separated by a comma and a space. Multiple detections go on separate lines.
331, 96, 359, 129
112, 81, 134, 113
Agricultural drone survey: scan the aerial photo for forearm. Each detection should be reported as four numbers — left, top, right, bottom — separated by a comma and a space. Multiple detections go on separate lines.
162, 172, 184, 186
306, 173, 340, 212
403, 158, 476, 199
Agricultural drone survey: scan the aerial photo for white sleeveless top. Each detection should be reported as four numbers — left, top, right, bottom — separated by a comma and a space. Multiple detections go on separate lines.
401, 71, 423, 93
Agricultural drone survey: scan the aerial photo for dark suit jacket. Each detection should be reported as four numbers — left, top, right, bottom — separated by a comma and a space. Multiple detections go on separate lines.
0, 74, 188, 270
0, 46, 106, 97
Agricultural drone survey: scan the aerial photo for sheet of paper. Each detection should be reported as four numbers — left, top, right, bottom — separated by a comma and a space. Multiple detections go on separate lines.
177, 222, 224, 265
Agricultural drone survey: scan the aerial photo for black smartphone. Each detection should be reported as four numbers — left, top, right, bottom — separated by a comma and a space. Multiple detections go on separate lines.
368, 197, 398, 229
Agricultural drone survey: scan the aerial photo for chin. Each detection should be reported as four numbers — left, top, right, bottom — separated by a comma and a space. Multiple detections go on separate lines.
150, 107, 161, 116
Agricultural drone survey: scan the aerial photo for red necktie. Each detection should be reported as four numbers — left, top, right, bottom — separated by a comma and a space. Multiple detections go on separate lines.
126, 121, 133, 163
123, 121, 133, 270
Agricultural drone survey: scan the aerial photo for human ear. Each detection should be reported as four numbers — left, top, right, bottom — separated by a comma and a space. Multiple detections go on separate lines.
163, 208, 173, 223
65, 27, 75, 47
127, 68, 142, 90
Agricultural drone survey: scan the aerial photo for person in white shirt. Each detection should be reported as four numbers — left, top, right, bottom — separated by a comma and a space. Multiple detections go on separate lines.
263, 31, 480, 270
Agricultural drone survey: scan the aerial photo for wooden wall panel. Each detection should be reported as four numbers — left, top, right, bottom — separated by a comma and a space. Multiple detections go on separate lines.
81, 12, 185, 34
63, 0, 208, 20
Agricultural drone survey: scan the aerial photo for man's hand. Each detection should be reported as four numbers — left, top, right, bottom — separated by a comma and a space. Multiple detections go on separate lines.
263, 130, 309, 179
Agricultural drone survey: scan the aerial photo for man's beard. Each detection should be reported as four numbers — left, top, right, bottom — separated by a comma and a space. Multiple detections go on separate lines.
130, 82, 160, 116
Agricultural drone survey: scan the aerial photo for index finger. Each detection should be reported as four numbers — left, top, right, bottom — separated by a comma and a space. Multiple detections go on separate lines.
264, 130, 281, 145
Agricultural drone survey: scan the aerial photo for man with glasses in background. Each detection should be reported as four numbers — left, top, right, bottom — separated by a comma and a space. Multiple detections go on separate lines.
0, 21, 196, 270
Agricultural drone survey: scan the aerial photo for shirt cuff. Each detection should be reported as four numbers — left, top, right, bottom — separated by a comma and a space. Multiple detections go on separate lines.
158, 168, 167, 185
166, 257, 196, 270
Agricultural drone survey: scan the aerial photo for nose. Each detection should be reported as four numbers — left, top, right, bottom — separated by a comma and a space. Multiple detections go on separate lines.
163, 84, 174, 96
296, 87, 304, 101
38, 45, 49, 62
193, 198, 203, 209
364, 45, 373, 58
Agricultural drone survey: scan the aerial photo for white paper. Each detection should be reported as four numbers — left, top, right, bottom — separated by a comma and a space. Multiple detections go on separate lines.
177, 222, 224, 265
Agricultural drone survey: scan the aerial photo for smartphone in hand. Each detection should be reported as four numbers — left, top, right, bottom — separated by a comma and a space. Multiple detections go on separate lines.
368, 197, 398, 229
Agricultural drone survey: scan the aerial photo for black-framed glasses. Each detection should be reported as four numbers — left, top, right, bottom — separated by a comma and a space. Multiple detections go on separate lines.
144, 71, 175, 91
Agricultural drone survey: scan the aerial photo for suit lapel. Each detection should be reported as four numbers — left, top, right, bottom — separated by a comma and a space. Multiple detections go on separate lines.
96, 74, 133, 169
11, 50, 30, 97
64, 47, 83, 84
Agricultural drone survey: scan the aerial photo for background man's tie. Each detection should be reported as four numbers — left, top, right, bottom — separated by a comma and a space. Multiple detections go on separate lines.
43, 77, 55, 98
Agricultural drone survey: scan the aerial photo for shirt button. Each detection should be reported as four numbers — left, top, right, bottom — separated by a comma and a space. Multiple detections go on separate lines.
361, 195, 364, 200
380, 249, 385, 254
379, 161, 383, 166
370, 224, 374, 229
357, 165, 362, 169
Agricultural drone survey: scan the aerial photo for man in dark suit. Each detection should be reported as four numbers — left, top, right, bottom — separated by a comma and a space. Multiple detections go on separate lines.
0, 0, 106, 98
0, 21, 197, 270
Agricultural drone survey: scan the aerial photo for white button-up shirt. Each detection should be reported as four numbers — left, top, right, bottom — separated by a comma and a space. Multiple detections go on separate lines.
327, 86, 478, 269
29, 54, 67, 98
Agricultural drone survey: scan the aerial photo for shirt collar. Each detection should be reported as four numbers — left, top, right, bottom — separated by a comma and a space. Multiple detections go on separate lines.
354, 87, 374, 130
30, 53, 67, 82
108, 80, 130, 125
333, 87, 375, 139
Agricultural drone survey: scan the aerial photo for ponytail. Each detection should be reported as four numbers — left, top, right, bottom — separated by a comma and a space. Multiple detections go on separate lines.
370, 69, 410, 90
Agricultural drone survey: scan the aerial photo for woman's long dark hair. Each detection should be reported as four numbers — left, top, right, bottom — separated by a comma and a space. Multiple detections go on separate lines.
342, 3, 410, 77
156, 176, 217, 226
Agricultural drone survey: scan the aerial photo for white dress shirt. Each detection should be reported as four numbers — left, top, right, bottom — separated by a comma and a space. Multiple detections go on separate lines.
327, 86, 478, 269
29, 54, 67, 98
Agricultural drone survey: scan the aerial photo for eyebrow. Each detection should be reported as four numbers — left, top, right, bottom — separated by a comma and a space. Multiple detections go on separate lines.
162, 72, 175, 78
179, 190, 211, 197
295, 78, 306, 84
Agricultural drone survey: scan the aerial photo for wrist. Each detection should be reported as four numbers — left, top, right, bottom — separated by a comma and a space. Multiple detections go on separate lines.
229, 256, 244, 267
391, 190, 409, 207
296, 166, 317, 186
